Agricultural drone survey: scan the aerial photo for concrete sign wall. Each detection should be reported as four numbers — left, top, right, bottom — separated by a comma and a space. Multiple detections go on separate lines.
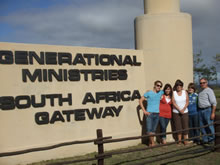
0, 1, 194, 164
0, 42, 145, 165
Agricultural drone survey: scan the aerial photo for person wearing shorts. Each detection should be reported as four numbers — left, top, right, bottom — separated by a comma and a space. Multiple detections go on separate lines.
139, 80, 164, 147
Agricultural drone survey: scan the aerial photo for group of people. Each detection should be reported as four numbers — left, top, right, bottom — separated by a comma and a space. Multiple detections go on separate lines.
139, 78, 217, 147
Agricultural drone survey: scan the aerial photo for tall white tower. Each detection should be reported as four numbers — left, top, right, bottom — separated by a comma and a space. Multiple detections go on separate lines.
135, 0, 193, 88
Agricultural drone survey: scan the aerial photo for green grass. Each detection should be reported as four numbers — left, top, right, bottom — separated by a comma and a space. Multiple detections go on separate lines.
28, 143, 220, 165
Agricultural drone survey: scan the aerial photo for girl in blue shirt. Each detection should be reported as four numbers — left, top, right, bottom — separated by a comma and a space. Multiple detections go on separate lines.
187, 83, 200, 144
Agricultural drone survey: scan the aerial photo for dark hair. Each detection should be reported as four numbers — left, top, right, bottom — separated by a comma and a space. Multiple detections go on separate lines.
200, 77, 208, 82
154, 80, 163, 87
188, 82, 196, 92
163, 83, 173, 98
173, 79, 184, 91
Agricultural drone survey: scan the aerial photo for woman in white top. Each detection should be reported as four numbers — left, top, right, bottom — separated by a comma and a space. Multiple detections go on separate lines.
172, 79, 189, 145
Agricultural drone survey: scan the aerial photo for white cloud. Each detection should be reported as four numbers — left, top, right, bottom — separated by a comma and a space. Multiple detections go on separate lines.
1, 0, 143, 48
181, 0, 220, 68
1, 0, 220, 69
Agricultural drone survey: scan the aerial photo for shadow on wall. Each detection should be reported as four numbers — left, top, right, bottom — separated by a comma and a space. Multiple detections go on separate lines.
136, 100, 177, 145
136, 100, 148, 145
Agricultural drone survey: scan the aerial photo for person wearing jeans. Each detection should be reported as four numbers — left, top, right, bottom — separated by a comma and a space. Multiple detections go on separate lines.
139, 80, 164, 147
187, 83, 200, 144
198, 78, 217, 144
159, 84, 172, 144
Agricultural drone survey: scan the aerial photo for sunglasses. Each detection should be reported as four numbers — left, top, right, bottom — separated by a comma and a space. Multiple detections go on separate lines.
200, 82, 207, 85
156, 84, 162, 88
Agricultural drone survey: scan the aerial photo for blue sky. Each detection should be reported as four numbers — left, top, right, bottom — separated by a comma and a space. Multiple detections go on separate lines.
0, 0, 220, 69
0, 0, 143, 48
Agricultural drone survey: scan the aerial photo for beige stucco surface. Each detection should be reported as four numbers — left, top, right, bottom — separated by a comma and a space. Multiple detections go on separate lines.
135, 0, 193, 141
0, 42, 146, 165
0, 0, 193, 164
135, 0, 193, 92
144, 0, 180, 14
